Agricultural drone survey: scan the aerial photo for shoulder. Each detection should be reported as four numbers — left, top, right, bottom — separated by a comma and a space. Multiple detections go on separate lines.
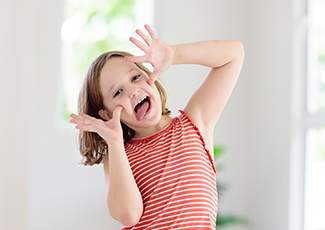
180, 109, 214, 154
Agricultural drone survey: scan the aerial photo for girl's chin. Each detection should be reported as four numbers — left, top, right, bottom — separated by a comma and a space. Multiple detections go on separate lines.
126, 112, 162, 130
122, 104, 162, 127
136, 115, 161, 127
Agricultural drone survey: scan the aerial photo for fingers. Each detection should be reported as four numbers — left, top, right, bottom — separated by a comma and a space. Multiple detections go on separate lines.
69, 108, 124, 142
69, 115, 87, 130
134, 25, 158, 45
70, 112, 95, 131
136, 28, 152, 46
126, 25, 159, 65
79, 112, 94, 120
144, 24, 158, 40
124, 55, 148, 63
111, 106, 123, 121
69, 113, 83, 124
147, 71, 161, 86
70, 113, 79, 120
129, 36, 148, 53
147, 78, 155, 86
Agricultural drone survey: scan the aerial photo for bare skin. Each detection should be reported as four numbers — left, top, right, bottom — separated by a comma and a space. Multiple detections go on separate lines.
70, 24, 244, 226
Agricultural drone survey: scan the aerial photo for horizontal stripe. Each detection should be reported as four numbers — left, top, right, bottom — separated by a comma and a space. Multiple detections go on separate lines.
122, 111, 218, 230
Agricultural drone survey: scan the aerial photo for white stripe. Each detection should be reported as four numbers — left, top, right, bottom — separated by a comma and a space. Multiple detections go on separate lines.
140, 170, 216, 200
134, 211, 214, 229
123, 114, 217, 230
136, 156, 214, 187
143, 197, 217, 219
144, 187, 217, 211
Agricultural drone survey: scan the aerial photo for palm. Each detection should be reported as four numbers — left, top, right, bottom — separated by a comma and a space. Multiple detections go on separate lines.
125, 25, 174, 85
70, 107, 123, 143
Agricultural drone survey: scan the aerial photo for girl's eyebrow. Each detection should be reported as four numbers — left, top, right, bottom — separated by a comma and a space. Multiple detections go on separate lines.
127, 66, 139, 75
107, 67, 140, 96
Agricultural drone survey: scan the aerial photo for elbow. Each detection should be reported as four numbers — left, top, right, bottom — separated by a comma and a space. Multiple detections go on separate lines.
107, 202, 143, 227
106, 189, 143, 226
119, 212, 142, 227
110, 209, 142, 227
230, 40, 245, 68
228, 40, 244, 61
236, 40, 245, 60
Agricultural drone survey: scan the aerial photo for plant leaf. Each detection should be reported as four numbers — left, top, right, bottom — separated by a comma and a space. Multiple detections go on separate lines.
214, 145, 226, 159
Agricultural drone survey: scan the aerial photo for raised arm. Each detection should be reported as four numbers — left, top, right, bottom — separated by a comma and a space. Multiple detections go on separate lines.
125, 25, 244, 154
172, 40, 244, 152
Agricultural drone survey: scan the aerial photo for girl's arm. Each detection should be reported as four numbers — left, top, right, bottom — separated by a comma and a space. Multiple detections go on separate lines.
126, 25, 244, 153
70, 107, 143, 226
173, 40, 244, 151
103, 138, 143, 226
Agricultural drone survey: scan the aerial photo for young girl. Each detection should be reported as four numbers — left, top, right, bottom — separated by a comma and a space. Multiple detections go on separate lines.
70, 25, 244, 229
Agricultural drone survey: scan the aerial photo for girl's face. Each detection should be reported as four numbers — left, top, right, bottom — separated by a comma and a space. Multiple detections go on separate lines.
99, 57, 162, 134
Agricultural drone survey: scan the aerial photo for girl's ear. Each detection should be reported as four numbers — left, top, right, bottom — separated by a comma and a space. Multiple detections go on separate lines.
98, 109, 111, 121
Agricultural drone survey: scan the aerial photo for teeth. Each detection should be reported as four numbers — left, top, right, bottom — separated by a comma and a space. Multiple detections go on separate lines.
137, 96, 147, 105
134, 96, 148, 113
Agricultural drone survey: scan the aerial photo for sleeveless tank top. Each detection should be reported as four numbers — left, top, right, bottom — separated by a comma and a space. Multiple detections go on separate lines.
122, 111, 218, 230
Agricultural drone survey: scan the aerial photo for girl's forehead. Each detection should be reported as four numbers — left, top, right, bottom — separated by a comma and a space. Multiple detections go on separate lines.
101, 57, 139, 82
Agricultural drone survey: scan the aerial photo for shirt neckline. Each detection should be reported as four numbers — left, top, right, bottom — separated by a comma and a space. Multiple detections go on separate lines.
127, 116, 177, 143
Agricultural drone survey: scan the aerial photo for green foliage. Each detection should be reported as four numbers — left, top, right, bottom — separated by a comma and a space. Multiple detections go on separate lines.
62, 100, 72, 122
217, 215, 250, 227
214, 145, 226, 159
214, 145, 249, 229
214, 145, 226, 173
63, 0, 136, 77
61, 0, 137, 120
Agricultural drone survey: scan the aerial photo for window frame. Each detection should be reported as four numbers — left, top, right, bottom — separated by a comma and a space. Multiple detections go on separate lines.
289, 1, 325, 230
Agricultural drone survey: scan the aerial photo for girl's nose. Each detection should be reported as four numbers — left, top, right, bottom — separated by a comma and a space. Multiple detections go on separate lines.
129, 87, 140, 99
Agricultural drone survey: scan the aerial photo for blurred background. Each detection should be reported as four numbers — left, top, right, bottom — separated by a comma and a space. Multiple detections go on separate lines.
1, 0, 325, 230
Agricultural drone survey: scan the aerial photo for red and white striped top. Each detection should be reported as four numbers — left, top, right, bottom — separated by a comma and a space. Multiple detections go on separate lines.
122, 111, 218, 230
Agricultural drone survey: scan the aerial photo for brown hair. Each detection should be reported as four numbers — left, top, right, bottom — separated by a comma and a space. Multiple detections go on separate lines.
77, 51, 171, 166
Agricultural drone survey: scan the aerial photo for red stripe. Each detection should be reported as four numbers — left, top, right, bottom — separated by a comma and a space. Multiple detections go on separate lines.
122, 111, 218, 230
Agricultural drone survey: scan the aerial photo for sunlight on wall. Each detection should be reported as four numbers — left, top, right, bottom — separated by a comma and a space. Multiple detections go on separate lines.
60, 0, 154, 120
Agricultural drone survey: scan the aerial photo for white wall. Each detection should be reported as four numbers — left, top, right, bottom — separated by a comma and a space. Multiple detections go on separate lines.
155, 1, 294, 230
0, 1, 122, 229
0, 0, 300, 230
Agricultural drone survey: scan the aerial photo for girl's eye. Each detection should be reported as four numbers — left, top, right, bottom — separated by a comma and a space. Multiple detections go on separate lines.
114, 89, 122, 98
131, 75, 140, 82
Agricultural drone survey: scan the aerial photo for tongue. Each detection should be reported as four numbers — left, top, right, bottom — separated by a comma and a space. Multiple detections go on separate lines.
136, 101, 150, 121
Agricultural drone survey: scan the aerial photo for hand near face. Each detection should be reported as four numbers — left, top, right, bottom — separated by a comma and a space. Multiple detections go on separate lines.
124, 24, 174, 86
70, 106, 124, 144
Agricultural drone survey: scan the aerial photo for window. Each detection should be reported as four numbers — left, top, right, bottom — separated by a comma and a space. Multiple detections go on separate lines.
289, 1, 325, 230
306, 0, 325, 114
305, 127, 325, 230
304, 0, 325, 229
61, 0, 154, 120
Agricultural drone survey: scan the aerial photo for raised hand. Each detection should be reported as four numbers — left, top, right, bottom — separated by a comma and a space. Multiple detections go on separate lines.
124, 24, 174, 86
70, 106, 124, 144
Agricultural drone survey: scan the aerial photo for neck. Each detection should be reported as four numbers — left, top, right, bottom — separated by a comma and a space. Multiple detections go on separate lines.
133, 115, 172, 139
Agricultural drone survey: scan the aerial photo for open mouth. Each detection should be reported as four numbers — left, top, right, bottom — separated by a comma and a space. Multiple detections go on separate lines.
134, 96, 151, 121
